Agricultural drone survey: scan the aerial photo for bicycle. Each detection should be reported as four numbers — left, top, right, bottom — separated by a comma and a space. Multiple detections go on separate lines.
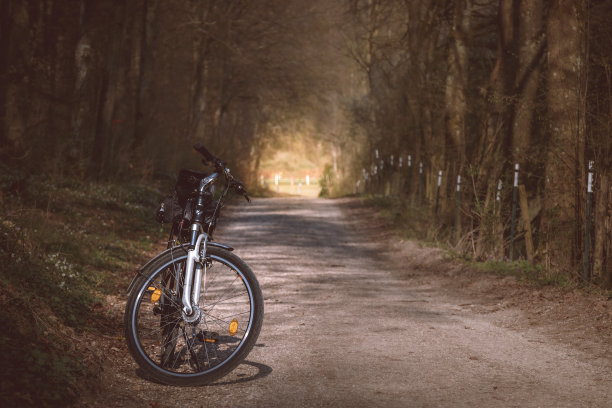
124, 144, 264, 386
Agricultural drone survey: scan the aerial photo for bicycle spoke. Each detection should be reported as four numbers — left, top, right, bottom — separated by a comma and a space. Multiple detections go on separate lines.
204, 310, 250, 328
202, 313, 248, 337
202, 336, 212, 368
204, 290, 249, 316
169, 338, 184, 369
128, 248, 261, 382
204, 271, 239, 295
182, 327, 201, 372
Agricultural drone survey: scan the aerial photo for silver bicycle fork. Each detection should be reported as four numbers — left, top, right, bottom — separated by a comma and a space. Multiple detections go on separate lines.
181, 231, 208, 322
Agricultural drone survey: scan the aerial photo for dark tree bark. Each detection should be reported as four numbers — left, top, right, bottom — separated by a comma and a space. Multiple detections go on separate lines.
541, 0, 586, 273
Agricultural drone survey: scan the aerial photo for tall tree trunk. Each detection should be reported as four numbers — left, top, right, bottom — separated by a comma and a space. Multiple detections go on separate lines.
542, 0, 586, 274
46, 0, 80, 178
444, 0, 471, 170
90, 2, 126, 178
0, 0, 13, 153
475, 0, 518, 187
131, 0, 158, 171
593, 172, 609, 281
511, 0, 544, 167
189, 0, 212, 142
2, 0, 31, 162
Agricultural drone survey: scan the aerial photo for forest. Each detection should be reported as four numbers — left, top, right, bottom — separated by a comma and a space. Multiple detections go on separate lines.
2, 2, 612, 285
2, 0, 612, 405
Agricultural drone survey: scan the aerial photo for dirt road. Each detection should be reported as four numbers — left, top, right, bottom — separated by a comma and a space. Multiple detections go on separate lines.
94, 197, 612, 407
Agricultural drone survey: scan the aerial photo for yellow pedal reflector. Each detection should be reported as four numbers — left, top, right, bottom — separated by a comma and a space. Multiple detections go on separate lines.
150, 288, 161, 303
229, 318, 239, 336
205, 338, 216, 343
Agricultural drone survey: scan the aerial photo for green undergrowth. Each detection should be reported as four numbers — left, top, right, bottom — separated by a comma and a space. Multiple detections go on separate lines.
364, 195, 450, 248
0, 172, 163, 407
364, 194, 605, 293
468, 258, 612, 298
472, 259, 574, 288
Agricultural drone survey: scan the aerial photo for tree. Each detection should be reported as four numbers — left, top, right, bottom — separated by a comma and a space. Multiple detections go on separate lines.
541, 0, 586, 274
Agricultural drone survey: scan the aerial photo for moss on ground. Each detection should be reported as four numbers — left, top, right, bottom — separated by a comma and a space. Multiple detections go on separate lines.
0, 175, 163, 407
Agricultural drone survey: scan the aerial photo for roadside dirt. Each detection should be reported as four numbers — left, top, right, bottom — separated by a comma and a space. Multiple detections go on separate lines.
81, 197, 612, 407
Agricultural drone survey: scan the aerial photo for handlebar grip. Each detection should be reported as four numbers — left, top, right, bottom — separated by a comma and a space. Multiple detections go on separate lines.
193, 143, 216, 162
233, 182, 251, 203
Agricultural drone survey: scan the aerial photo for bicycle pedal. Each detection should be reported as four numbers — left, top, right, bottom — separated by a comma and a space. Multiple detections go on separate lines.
196, 331, 219, 343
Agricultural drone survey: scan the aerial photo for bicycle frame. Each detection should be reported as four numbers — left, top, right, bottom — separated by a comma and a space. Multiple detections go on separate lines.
176, 171, 220, 320
128, 145, 250, 320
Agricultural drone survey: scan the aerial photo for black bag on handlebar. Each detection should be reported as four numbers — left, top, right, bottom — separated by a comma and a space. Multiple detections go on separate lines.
175, 169, 208, 207
155, 192, 183, 224
155, 169, 221, 230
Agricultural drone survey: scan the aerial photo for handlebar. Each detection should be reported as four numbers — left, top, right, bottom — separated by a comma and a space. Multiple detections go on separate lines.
193, 143, 213, 159
193, 143, 225, 170
193, 143, 250, 202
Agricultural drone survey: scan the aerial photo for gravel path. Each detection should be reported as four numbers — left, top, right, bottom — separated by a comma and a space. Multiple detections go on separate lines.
91, 197, 612, 407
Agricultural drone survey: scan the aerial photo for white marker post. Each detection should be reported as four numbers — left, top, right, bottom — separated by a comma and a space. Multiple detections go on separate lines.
584, 161, 594, 281
418, 162, 424, 206
435, 170, 442, 216
510, 164, 519, 260
495, 179, 503, 216
379, 159, 384, 193
455, 175, 461, 242
406, 155, 412, 196
496, 179, 503, 254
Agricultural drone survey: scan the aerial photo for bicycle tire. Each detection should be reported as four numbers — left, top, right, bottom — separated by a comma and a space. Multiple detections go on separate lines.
124, 246, 263, 386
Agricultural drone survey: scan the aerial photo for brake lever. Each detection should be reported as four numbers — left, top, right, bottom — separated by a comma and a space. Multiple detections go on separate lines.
232, 181, 251, 203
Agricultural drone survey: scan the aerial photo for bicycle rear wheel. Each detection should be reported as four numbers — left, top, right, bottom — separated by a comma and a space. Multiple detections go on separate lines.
124, 246, 263, 386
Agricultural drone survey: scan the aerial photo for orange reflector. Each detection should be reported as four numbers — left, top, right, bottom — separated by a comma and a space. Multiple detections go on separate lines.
229, 318, 238, 336
150, 288, 161, 303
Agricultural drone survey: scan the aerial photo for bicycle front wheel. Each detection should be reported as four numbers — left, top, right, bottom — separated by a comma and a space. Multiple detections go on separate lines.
124, 246, 263, 386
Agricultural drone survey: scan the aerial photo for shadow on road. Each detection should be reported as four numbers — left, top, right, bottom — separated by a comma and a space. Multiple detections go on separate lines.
211, 360, 273, 386
135, 360, 273, 386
